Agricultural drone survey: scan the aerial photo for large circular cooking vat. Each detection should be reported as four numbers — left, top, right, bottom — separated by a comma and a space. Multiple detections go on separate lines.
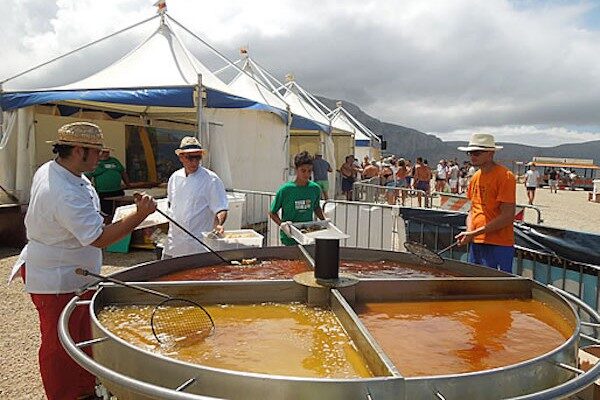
59, 247, 600, 400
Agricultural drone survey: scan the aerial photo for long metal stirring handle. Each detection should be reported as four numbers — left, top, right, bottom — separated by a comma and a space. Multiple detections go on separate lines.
436, 241, 461, 255
76, 268, 170, 299
297, 244, 316, 269
133, 193, 229, 264
154, 208, 229, 264
0, 183, 19, 203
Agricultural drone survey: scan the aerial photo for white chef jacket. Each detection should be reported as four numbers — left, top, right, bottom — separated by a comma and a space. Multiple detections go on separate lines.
164, 166, 228, 258
11, 161, 103, 293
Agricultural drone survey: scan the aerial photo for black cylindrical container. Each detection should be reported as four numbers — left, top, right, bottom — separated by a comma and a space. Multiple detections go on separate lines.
314, 238, 340, 280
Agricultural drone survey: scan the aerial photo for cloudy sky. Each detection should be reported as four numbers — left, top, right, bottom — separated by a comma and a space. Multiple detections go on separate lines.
2, 0, 600, 147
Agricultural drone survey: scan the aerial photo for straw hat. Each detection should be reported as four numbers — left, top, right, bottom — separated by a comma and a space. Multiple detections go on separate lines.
46, 122, 105, 149
457, 133, 503, 152
175, 136, 207, 155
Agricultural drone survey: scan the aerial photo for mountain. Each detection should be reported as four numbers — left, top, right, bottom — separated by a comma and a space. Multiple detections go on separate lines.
317, 96, 600, 167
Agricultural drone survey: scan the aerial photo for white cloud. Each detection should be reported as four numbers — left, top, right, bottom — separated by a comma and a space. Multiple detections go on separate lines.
435, 125, 600, 147
2, 0, 600, 146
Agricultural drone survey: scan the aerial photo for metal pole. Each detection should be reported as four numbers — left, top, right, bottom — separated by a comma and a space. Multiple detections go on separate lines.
196, 74, 207, 163
0, 83, 3, 126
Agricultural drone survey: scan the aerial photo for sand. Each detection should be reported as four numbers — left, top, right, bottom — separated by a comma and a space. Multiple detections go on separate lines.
0, 187, 598, 398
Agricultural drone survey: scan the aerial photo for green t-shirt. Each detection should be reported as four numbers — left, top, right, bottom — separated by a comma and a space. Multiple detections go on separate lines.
89, 157, 125, 193
270, 180, 322, 245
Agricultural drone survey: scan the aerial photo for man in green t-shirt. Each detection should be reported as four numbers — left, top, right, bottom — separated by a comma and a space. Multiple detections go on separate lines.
269, 151, 326, 245
87, 148, 131, 215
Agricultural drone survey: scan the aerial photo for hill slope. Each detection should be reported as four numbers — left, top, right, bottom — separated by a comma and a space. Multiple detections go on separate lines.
317, 96, 600, 165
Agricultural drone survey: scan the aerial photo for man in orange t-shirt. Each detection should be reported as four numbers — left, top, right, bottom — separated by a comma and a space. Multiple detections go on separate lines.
455, 133, 516, 273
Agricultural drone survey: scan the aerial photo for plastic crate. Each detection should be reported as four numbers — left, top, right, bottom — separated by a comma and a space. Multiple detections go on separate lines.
201, 229, 264, 251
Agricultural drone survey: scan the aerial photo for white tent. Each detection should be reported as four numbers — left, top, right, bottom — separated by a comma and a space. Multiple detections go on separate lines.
216, 54, 334, 187
0, 13, 301, 199
329, 103, 382, 161
212, 55, 292, 191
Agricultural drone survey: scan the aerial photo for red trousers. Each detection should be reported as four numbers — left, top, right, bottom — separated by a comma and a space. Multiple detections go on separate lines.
22, 267, 96, 399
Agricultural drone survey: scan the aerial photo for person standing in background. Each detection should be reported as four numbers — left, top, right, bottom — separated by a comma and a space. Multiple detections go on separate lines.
548, 168, 559, 194
449, 160, 460, 193
361, 160, 380, 180
87, 147, 131, 215
435, 159, 448, 192
524, 164, 541, 205
340, 155, 361, 201
312, 152, 333, 200
413, 157, 432, 207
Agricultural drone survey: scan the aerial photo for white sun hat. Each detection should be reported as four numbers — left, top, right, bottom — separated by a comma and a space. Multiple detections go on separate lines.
175, 136, 207, 155
457, 133, 503, 152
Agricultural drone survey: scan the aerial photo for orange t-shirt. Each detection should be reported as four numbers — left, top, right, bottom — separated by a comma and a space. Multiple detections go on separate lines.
467, 165, 516, 246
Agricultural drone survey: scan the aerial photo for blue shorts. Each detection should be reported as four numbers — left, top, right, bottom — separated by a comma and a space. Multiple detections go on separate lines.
342, 177, 354, 192
468, 243, 514, 273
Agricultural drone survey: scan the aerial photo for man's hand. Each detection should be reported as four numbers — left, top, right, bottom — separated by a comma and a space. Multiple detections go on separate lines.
213, 224, 225, 236
280, 221, 292, 237
455, 230, 476, 246
134, 192, 157, 217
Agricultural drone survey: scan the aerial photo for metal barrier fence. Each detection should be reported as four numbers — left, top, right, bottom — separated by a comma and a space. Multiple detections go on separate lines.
352, 181, 433, 208
430, 191, 544, 224
322, 200, 404, 251
229, 189, 405, 250
404, 213, 600, 314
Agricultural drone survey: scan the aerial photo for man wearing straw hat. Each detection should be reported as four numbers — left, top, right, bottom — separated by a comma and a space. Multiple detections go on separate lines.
8, 122, 157, 399
455, 133, 516, 273
163, 136, 228, 258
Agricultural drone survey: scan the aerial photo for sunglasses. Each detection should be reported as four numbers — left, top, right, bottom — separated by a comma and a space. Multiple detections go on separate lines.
467, 150, 487, 156
184, 155, 202, 161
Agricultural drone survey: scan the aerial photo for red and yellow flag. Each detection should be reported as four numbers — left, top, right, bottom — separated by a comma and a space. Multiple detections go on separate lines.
153, 0, 167, 13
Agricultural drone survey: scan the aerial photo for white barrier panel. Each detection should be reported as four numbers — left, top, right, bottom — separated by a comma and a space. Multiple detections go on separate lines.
224, 193, 245, 230
323, 202, 405, 251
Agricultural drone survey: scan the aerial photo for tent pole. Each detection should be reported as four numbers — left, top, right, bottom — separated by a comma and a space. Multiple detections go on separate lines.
0, 84, 3, 126
167, 16, 264, 91
284, 105, 292, 181
196, 74, 209, 166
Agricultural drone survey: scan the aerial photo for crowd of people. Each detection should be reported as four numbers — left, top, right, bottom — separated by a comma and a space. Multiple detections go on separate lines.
335, 153, 478, 206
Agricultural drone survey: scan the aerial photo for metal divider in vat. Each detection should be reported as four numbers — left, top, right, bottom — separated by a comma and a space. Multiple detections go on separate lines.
81, 280, 405, 400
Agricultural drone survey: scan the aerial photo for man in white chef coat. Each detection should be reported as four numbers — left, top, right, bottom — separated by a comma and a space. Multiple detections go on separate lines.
163, 136, 229, 258
9, 122, 156, 400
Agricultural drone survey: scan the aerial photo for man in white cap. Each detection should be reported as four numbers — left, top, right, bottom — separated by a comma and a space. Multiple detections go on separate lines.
10, 122, 157, 400
163, 136, 228, 258
455, 133, 516, 273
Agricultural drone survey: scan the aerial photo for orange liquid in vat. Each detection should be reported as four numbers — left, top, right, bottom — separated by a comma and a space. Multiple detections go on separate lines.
158, 259, 454, 281
355, 299, 573, 377
98, 302, 373, 378
158, 259, 310, 281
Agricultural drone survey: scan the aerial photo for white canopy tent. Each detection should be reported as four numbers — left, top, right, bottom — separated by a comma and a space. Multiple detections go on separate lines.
0, 12, 305, 199
215, 54, 335, 195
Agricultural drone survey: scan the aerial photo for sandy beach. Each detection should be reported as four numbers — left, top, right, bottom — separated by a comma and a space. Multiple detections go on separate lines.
0, 187, 598, 398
